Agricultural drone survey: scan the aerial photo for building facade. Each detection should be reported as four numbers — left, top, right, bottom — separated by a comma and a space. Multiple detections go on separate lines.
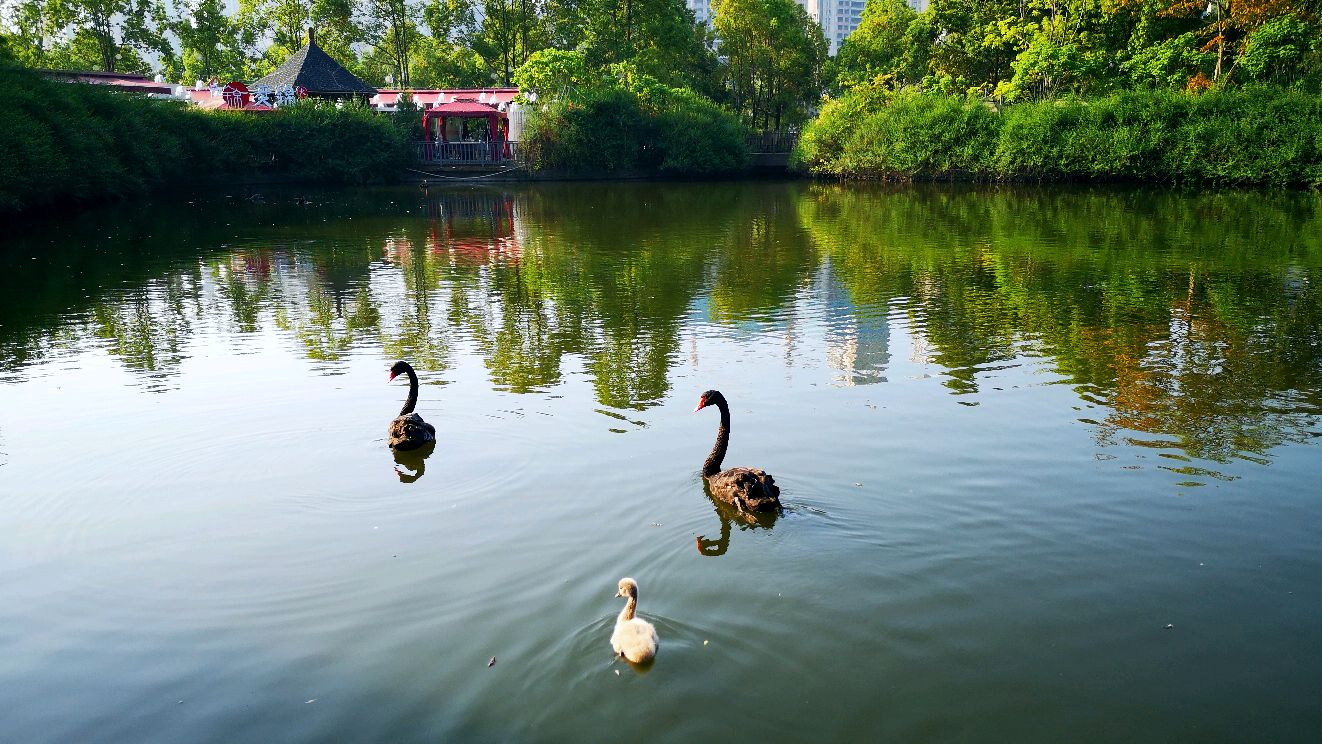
812, 0, 867, 55
686, 0, 713, 24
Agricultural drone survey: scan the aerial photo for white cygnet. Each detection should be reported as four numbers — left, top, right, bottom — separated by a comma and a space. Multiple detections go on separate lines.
610, 577, 658, 664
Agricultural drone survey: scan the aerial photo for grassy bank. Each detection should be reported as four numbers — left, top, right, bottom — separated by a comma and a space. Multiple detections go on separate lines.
794, 88, 1322, 187
0, 55, 411, 216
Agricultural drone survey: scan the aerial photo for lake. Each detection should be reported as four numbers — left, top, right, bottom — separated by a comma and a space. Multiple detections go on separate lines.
1, 182, 1319, 742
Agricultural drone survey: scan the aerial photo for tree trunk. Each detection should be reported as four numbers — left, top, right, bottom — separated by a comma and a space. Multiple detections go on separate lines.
1214, 0, 1224, 81
99, 35, 115, 72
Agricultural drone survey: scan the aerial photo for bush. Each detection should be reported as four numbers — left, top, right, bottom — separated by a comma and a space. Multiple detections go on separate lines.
0, 55, 411, 216
1238, 16, 1322, 88
1159, 87, 1322, 186
795, 91, 998, 179
653, 89, 750, 174
518, 68, 750, 176
794, 86, 1322, 187
521, 88, 651, 172
790, 87, 883, 174
993, 92, 1173, 179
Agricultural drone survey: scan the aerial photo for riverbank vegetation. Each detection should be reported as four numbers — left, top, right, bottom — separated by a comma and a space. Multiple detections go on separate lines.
796, 87, 1322, 185
0, 46, 410, 215
1, 0, 829, 181
514, 50, 749, 175
501, 0, 825, 175
798, 0, 1322, 185
0, 0, 825, 134
7, 0, 1321, 186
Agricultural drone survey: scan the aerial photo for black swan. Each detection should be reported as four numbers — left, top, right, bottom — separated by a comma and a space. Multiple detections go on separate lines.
387, 361, 436, 451
694, 390, 780, 513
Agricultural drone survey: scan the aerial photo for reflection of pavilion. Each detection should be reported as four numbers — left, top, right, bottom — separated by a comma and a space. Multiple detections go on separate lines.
229, 250, 273, 279
820, 261, 889, 386
424, 191, 523, 264
382, 237, 415, 263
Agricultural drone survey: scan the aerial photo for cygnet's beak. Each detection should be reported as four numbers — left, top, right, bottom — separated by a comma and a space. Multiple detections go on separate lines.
614, 590, 623, 598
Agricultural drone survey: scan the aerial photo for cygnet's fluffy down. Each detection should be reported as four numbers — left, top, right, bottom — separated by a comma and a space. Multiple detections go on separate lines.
611, 577, 658, 664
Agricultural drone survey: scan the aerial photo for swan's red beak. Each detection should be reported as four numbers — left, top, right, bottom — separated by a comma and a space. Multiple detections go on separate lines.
388, 371, 397, 382
694, 399, 706, 412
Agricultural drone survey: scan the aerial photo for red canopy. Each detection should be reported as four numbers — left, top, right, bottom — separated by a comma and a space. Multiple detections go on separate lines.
421, 101, 508, 160
427, 101, 504, 116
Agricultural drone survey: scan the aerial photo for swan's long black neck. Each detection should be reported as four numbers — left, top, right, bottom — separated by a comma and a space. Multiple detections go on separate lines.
702, 396, 730, 477
399, 366, 420, 416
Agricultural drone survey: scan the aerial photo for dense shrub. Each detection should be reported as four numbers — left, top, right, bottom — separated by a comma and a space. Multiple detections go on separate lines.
817, 91, 999, 178
521, 88, 652, 173
231, 103, 412, 181
518, 61, 750, 176
0, 55, 411, 216
794, 87, 1322, 187
652, 88, 750, 174
992, 91, 1173, 180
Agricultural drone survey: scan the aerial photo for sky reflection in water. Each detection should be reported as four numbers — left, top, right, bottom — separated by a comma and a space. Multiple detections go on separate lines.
0, 182, 1320, 743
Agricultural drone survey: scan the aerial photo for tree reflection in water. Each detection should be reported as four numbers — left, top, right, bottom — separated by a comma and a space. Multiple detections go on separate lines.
1, 183, 1319, 480
800, 185, 1322, 471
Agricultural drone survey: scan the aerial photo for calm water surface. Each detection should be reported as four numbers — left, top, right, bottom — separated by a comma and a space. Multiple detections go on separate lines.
1, 182, 1320, 742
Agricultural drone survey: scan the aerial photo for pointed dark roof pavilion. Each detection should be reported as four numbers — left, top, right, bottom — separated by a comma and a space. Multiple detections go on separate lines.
254, 28, 376, 99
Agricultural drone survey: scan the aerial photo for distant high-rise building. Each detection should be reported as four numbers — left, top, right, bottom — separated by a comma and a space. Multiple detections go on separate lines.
692, 0, 929, 56
686, 0, 714, 24
803, 0, 864, 55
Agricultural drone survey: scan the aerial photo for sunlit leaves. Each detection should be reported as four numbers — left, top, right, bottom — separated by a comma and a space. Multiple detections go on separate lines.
712, 0, 827, 129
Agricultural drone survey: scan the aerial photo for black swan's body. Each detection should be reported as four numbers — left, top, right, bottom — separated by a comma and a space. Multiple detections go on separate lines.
387, 361, 436, 451
694, 390, 780, 513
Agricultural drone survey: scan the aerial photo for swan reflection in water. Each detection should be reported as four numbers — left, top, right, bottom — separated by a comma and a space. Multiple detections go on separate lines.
392, 440, 435, 483
695, 484, 779, 557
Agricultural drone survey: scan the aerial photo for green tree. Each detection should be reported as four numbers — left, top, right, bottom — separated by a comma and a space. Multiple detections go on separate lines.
832, 0, 933, 92
45, 0, 172, 72
1238, 14, 1322, 86
175, 0, 248, 83
424, 0, 475, 40
512, 47, 597, 98
362, 0, 421, 86
1117, 0, 1317, 86
1, 0, 60, 67
411, 34, 490, 86
382, 0, 488, 87
473, 0, 545, 85
997, 13, 1114, 101
238, 0, 361, 74
924, 0, 1026, 93
575, 0, 714, 90
1121, 30, 1212, 89
712, 0, 827, 131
